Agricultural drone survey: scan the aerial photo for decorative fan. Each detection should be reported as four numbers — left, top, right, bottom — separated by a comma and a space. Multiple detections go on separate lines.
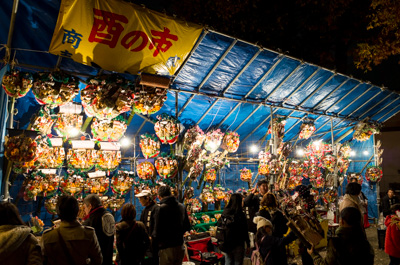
240, 168, 252, 182
155, 155, 178, 179
60, 174, 85, 196
365, 166, 383, 183
91, 116, 127, 142
81, 75, 134, 120
137, 161, 156, 180
204, 129, 224, 153
111, 171, 134, 196
221, 131, 240, 153
183, 125, 205, 150
32, 72, 79, 108
154, 114, 182, 145
2, 70, 33, 98
139, 134, 160, 159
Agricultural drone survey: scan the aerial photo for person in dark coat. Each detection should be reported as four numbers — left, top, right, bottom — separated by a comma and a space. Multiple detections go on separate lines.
218, 193, 250, 265
42, 195, 103, 265
82, 194, 115, 265
0, 202, 43, 265
116, 203, 150, 265
136, 189, 159, 265
257, 192, 288, 238
244, 178, 269, 233
253, 216, 297, 265
384, 204, 400, 265
382, 188, 400, 217
307, 207, 374, 265
152, 185, 191, 265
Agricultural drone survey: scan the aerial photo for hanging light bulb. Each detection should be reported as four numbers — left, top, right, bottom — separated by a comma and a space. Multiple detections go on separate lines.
120, 137, 131, 147
250, 145, 259, 153
296, 148, 304, 156
68, 127, 80, 137
350, 151, 356, 157
363, 150, 369, 155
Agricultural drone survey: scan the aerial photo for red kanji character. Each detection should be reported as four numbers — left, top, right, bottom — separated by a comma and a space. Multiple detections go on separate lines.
121, 31, 149, 51
148, 27, 178, 57
88, 8, 128, 48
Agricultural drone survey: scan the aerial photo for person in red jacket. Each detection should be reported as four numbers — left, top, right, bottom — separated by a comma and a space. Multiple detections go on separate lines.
385, 203, 400, 265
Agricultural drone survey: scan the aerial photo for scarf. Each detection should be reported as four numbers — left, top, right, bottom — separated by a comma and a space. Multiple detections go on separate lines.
82, 206, 103, 221
389, 215, 400, 230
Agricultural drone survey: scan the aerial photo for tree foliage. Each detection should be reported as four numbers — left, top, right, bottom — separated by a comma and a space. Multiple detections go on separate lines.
355, 0, 400, 71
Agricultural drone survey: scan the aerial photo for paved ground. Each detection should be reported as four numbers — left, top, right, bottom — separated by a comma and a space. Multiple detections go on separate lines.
289, 224, 389, 265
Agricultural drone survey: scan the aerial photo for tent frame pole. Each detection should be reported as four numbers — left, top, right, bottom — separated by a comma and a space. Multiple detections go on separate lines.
281, 68, 320, 105
379, 105, 400, 123
233, 105, 262, 132
369, 98, 399, 119
359, 92, 393, 119
312, 79, 351, 110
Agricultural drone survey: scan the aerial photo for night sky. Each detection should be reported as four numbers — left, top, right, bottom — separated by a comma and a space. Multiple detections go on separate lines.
129, 0, 400, 93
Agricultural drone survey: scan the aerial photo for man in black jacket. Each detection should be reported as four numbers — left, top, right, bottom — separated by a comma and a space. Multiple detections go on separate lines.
82, 194, 115, 265
243, 178, 269, 233
152, 185, 190, 265
137, 189, 159, 265
381, 188, 400, 217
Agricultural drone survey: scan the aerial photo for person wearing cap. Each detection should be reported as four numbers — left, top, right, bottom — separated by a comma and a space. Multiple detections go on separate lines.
136, 190, 159, 265
253, 216, 297, 265
244, 178, 269, 233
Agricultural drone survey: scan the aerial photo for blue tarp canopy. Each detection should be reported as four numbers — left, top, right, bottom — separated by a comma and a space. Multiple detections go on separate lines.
0, 0, 395, 222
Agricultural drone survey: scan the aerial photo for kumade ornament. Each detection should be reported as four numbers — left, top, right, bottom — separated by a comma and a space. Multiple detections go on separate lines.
136, 161, 155, 180
154, 114, 182, 145
240, 168, 252, 182
60, 174, 84, 196
221, 131, 240, 153
139, 134, 161, 159
204, 129, 224, 153
91, 116, 127, 142
2, 70, 33, 98
365, 166, 383, 183
155, 155, 178, 179
111, 171, 134, 196
183, 125, 205, 150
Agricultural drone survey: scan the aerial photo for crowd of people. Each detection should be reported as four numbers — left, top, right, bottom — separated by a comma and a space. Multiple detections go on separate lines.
0, 180, 399, 265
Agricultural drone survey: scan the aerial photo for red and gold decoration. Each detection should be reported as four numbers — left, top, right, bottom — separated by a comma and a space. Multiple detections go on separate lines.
96, 150, 121, 172
337, 157, 350, 174
365, 166, 383, 183
111, 171, 134, 196
204, 129, 224, 153
305, 141, 332, 160
32, 72, 79, 108
322, 154, 336, 172
53, 114, 83, 138
204, 168, 217, 183
213, 185, 226, 201
200, 186, 215, 204
84, 177, 110, 195
139, 134, 160, 159
44, 195, 59, 215
338, 143, 352, 159
183, 125, 205, 150
287, 176, 303, 190
60, 174, 85, 195
240, 168, 252, 182
91, 116, 127, 142
132, 79, 168, 115
303, 164, 322, 179
154, 114, 182, 144
137, 161, 156, 180
186, 160, 203, 180
299, 120, 316, 139
258, 151, 272, 176
23, 171, 60, 200
105, 196, 125, 212
2, 70, 33, 98
13, 160, 39, 174
5, 134, 37, 163
310, 176, 325, 188
353, 122, 380, 142
31, 108, 55, 135
277, 142, 292, 158
322, 188, 338, 204
67, 149, 97, 172
221, 131, 240, 153
81, 75, 134, 120
288, 160, 303, 177
347, 172, 363, 184
268, 117, 286, 138
37, 146, 65, 169
155, 155, 178, 179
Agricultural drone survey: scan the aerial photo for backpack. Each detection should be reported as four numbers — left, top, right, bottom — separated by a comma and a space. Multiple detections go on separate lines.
215, 214, 235, 252
102, 211, 116, 236
251, 237, 269, 265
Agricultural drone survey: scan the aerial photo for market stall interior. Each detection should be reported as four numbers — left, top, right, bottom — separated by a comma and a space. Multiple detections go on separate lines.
0, 0, 395, 236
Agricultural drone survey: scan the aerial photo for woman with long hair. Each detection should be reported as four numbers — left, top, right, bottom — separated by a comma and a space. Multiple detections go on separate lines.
116, 203, 150, 265
217, 193, 250, 265
258, 193, 288, 237
0, 202, 43, 265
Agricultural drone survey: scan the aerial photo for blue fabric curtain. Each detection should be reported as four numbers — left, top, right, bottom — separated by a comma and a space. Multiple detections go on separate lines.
0, 64, 9, 196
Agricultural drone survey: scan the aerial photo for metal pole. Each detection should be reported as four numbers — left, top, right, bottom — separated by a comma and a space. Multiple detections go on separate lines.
373, 134, 380, 218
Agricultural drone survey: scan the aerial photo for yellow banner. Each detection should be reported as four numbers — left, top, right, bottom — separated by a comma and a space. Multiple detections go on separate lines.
49, 0, 203, 75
